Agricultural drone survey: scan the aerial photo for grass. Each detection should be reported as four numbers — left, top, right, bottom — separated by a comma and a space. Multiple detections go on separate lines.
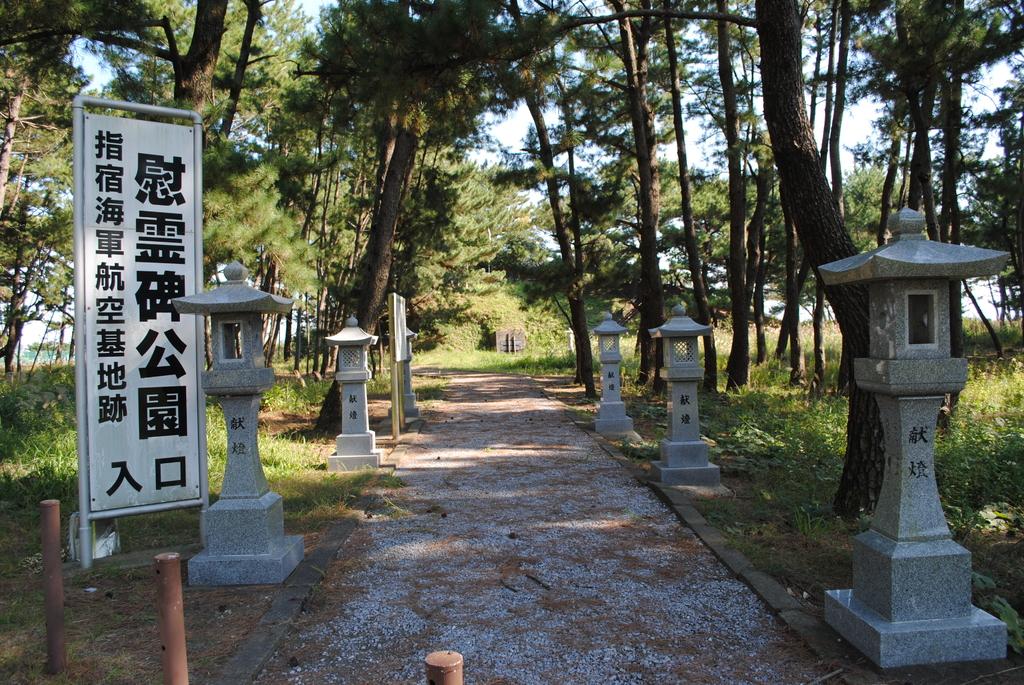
0, 364, 439, 684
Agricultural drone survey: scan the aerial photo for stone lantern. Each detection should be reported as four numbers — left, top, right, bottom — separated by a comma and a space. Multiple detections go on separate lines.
325, 317, 381, 471
649, 304, 719, 487
402, 330, 420, 420
592, 312, 637, 439
172, 261, 304, 585
819, 208, 1008, 667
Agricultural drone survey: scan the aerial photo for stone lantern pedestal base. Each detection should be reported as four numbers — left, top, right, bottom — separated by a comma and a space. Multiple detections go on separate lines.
651, 439, 720, 486
328, 431, 381, 471
594, 401, 639, 440
825, 590, 1005, 668
188, 492, 304, 585
825, 530, 1006, 668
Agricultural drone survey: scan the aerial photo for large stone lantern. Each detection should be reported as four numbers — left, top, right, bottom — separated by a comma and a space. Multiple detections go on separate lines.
592, 312, 636, 439
173, 261, 304, 585
819, 208, 1008, 667
325, 317, 381, 471
649, 304, 719, 486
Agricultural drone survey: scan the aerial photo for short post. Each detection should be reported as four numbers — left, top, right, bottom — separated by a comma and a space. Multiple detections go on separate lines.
649, 304, 720, 487
40, 500, 66, 675
154, 553, 188, 685
820, 208, 1008, 668
402, 330, 420, 420
326, 317, 382, 470
592, 312, 638, 440
424, 650, 463, 685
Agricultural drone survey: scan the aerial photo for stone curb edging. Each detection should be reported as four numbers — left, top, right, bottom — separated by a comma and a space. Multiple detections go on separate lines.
541, 388, 879, 685
213, 415, 428, 684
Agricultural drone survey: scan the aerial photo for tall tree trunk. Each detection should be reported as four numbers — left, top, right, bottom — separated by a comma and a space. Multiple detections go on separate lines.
176, 0, 230, 110
810, 276, 826, 397
877, 123, 902, 246
940, 63, 965, 360
611, 1, 666, 391
219, 0, 262, 138
355, 116, 419, 328
818, 0, 838, 172
564, 142, 597, 398
745, 160, 769, 365
718, 3, 749, 390
0, 76, 28, 216
963, 280, 1002, 358
663, 5, 717, 391
828, 0, 851, 216
523, 74, 596, 397
757, 0, 884, 516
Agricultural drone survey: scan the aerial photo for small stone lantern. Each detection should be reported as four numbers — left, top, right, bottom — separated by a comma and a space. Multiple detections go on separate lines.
402, 330, 420, 420
649, 304, 719, 486
820, 208, 1008, 667
592, 312, 637, 439
173, 262, 304, 585
325, 317, 381, 471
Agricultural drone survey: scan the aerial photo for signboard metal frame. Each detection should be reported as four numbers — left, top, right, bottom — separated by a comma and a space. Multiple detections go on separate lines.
72, 95, 208, 569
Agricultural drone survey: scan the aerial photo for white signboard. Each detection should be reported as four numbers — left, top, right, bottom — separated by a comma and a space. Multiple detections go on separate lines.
77, 110, 203, 513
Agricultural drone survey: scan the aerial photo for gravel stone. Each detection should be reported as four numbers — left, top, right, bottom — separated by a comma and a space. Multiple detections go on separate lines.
256, 373, 825, 684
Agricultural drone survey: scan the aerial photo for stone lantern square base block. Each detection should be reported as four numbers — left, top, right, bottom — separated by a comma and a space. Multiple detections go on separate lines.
650, 460, 721, 486
652, 438, 719, 486
328, 431, 381, 471
594, 401, 635, 436
852, 531, 973, 621
188, 492, 304, 585
824, 589, 1006, 668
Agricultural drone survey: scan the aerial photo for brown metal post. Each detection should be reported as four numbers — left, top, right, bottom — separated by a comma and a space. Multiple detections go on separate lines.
40, 499, 66, 674
154, 552, 188, 685
424, 650, 463, 685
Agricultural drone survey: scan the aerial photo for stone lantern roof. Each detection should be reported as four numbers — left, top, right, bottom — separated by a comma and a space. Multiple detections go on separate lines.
592, 311, 626, 336
819, 208, 1007, 286
325, 316, 378, 347
650, 304, 711, 338
173, 261, 292, 314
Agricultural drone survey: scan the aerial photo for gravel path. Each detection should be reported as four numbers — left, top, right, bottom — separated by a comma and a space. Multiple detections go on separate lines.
257, 372, 825, 684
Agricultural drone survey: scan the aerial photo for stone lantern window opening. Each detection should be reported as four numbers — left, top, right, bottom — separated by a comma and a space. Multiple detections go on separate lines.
600, 335, 618, 354
341, 347, 360, 369
671, 338, 695, 365
907, 292, 935, 346
221, 320, 243, 360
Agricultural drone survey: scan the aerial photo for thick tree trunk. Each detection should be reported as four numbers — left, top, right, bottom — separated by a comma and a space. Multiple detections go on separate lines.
718, 3, 749, 390
757, 0, 883, 516
663, 5, 717, 391
176, 0, 229, 110
611, 2, 666, 391
355, 117, 418, 328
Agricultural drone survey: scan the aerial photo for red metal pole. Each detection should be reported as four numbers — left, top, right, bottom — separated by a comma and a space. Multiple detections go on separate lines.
154, 552, 188, 685
425, 650, 463, 685
40, 499, 66, 674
